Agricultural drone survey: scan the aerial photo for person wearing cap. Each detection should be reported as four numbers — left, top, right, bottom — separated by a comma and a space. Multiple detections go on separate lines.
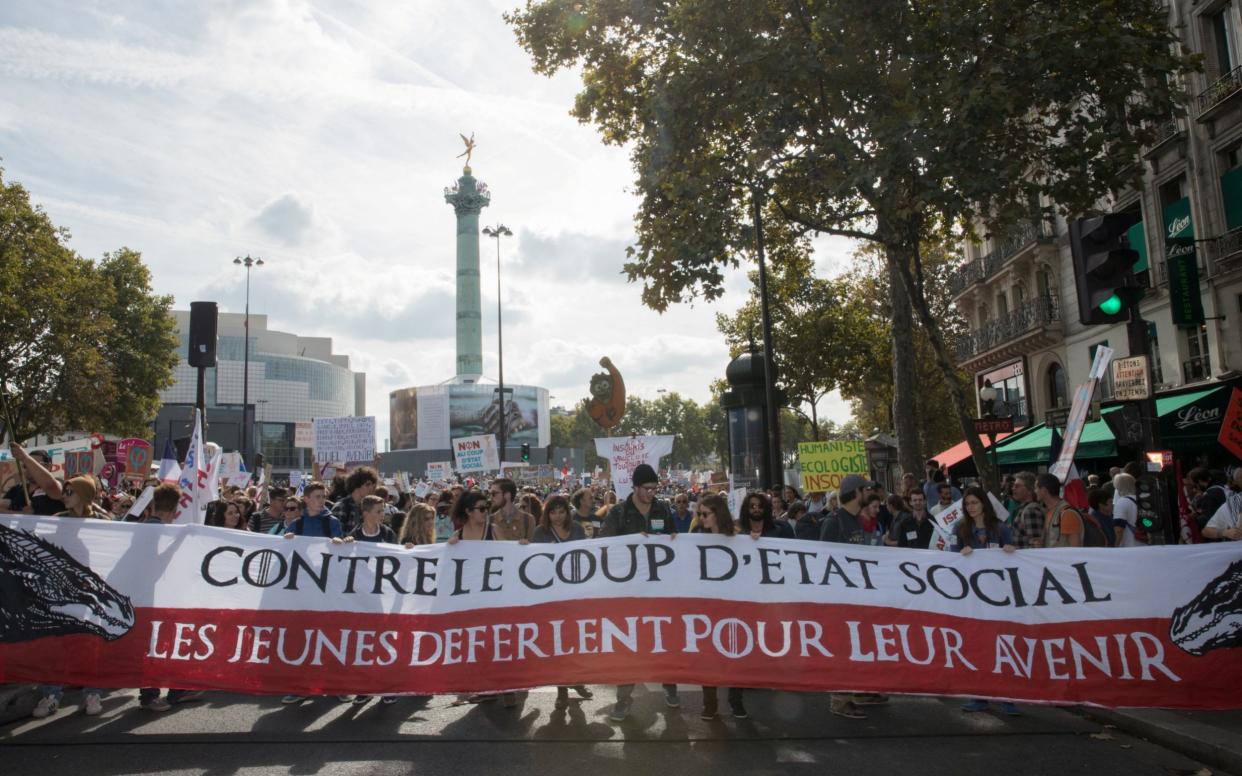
54, 476, 110, 519
2, 443, 67, 515
600, 463, 679, 722
819, 473, 888, 718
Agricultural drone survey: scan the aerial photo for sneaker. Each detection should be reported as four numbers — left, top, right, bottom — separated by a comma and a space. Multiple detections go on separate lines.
338, 695, 354, 703
1001, 702, 1022, 716
700, 706, 718, 720
31, 696, 59, 719
852, 692, 889, 705
573, 685, 594, 700
731, 703, 749, 720
84, 693, 103, 716
960, 699, 989, 713
172, 690, 204, 704
281, 695, 305, 704
502, 692, 518, 708
381, 696, 398, 705
664, 689, 681, 708
141, 697, 172, 712
352, 695, 371, 705
829, 700, 866, 719
608, 701, 630, 723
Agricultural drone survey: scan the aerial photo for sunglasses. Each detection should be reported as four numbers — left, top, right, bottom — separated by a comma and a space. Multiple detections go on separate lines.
63, 488, 75, 497
470, 505, 488, 513
698, 511, 713, 518
284, 506, 301, 512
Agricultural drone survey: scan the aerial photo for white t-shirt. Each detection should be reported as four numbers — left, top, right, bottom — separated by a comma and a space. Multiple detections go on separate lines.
1206, 491, 1242, 534
1113, 495, 1140, 548
595, 435, 675, 501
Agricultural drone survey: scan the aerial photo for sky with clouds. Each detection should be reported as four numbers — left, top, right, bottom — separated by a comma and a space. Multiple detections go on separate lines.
0, 0, 858, 447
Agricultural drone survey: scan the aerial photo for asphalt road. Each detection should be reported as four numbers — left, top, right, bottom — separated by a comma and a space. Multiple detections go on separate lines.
0, 685, 1223, 776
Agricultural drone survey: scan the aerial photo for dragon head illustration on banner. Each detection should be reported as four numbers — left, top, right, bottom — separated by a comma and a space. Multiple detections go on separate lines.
1169, 559, 1242, 656
0, 523, 135, 643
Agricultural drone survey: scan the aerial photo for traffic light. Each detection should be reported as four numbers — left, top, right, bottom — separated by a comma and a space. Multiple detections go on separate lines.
520, 443, 530, 462
1069, 213, 1142, 325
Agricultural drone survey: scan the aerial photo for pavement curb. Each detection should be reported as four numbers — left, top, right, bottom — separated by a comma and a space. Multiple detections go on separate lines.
1082, 707, 1242, 776
0, 684, 39, 725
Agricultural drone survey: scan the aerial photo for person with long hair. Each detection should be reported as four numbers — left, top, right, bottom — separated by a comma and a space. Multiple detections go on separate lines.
695, 494, 748, 719
531, 495, 593, 709
740, 492, 794, 539
946, 485, 1019, 716
401, 503, 438, 547
447, 488, 524, 707
519, 492, 544, 524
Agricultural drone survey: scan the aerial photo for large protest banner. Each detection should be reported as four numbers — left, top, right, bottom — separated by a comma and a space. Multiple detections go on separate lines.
797, 440, 869, 493
313, 416, 376, 464
1, 513, 1240, 707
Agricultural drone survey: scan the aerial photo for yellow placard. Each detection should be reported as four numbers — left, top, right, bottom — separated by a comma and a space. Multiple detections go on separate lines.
797, 440, 869, 493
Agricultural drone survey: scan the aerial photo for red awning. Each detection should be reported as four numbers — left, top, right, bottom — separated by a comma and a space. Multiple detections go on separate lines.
931, 433, 1013, 470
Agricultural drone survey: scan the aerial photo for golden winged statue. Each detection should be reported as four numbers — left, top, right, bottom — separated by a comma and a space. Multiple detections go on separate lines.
457, 132, 477, 168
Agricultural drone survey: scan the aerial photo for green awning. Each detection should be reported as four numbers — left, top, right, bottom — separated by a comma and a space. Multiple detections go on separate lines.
994, 415, 1117, 466
994, 385, 1233, 464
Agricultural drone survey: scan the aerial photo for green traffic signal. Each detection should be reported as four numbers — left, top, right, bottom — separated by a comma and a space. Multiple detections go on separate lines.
1099, 294, 1123, 316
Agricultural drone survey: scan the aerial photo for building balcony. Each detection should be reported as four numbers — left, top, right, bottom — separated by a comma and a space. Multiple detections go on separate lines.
949, 219, 1055, 299
1197, 65, 1242, 120
1142, 118, 1184, 159
1208, 226, 1242, 276
955, 294, 1062, 372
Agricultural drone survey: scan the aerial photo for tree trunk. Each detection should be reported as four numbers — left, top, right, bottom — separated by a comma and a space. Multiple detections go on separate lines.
884, 227, 999, 495
885, 247, 922, 480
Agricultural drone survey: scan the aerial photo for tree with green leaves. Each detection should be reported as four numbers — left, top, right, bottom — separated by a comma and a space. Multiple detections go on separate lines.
508, 0, 1194, 492
0, 169, 179, 440
550, 392, 723, 470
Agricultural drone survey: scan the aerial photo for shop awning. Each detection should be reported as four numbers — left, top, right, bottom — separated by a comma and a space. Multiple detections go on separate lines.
931, 433, 1014, 471
992, 383, 1235, 466
1156, 385, 1232, 451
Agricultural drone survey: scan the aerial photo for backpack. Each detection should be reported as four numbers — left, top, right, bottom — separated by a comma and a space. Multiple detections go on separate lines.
1081, 511, 1109, 547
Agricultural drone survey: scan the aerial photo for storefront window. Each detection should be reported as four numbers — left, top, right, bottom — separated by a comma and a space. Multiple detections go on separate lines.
978, 360, 1028, 428
1047, 363, 1068, 410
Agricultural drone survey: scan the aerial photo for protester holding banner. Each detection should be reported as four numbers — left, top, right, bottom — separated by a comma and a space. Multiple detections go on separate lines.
893, 490, 936, 549
401, 503, 437, 546
691, 493, 749, 720
488, 478, 535, 542
519, 492, 544, 525
55, 476, 110, 520
670, 492, 694, 533
571, 487, 602, 537
529, 494, 594, 709
271, 496, 302, 535
331, 467, 378, 533
346, 495, 398, 545
250, 487, 286, 534
1008, 472, 1045, 549
600, 463, 679, 721
448, 490, 498, 542
948, 486, 1016, 556
282, 482, 344, 541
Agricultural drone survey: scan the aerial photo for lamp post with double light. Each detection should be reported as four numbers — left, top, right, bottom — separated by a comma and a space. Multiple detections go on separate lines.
233, 255, 263, 470
481, 224, 513, 467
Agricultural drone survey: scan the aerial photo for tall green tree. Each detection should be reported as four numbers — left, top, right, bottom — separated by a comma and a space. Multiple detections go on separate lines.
0, 169, 179, 439
508, 0, 1194, 492
550, 393, 722, 470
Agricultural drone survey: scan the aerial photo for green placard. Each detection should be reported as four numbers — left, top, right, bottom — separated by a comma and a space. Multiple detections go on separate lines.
1167, 248, 1206, 327
1221, 166, 1242, 231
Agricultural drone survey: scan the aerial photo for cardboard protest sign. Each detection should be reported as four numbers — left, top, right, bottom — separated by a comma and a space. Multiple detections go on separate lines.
797, 440, 869, 493
1050, 346, 1113, 482
1219, 388, 1242, 461
425, 462, 453, 481
453, 435, 499, 473
313, 417, 376, 464
117, 438, 152, 477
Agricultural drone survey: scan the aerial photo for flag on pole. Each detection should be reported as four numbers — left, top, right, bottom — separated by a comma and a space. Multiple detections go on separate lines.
156, 439, 181, 484
204, 443, 223, 502
173, 409, 208, 524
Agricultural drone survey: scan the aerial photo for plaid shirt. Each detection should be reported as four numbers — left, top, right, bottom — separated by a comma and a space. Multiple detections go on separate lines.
1011, 500, 1046, 549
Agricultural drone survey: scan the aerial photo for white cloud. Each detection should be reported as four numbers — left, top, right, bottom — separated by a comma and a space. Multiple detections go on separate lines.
0, 0, 854, 448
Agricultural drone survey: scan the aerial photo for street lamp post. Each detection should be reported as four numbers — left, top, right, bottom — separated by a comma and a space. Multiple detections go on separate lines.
233, 255, 263, 471
481, 224, 513, 469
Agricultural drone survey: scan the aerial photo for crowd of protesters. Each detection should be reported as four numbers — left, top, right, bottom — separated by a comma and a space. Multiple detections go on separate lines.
4, 441, 1240, 724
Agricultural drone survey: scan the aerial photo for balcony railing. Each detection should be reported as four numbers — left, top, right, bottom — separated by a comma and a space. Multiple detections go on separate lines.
1197, 65, 1242, 118
955, 294, 1060, 362
949, 219, 1054, 296
1182, 354, 1212, 384
1144, 118, 1183, 154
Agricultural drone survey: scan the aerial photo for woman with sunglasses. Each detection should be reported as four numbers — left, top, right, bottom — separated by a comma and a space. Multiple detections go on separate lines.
271, 497, 304, 535
695, 494, 748, 720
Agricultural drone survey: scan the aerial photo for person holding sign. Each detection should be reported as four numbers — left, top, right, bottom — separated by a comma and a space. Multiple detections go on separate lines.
694, 494, 748, 720
601, 463, 679, 721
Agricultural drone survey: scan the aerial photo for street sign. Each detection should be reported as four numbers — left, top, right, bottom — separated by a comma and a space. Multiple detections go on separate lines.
972, 417, 1014, 436
1111, 355, 1151, 401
